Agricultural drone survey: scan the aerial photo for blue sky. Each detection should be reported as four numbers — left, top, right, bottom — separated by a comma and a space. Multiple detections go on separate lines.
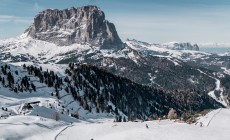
0, 0, 230, 43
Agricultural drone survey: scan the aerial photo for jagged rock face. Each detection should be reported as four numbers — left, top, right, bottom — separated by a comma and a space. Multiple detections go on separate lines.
27, 6, 123, 49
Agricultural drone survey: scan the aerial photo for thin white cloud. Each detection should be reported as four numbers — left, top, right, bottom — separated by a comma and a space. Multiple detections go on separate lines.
0, 15, 32, 24
0, 19, 10, 22
33, 2, 44, 12
0, 15, 14, 19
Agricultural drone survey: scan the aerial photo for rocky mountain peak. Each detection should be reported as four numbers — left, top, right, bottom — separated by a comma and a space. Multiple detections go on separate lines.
26, 5, 123, 49
163, 42, 199, 51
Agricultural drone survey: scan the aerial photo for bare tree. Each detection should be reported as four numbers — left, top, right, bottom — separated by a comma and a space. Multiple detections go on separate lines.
167, 108, 177, 120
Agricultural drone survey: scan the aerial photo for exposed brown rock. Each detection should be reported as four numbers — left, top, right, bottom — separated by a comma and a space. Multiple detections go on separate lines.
27, 5, 123, 49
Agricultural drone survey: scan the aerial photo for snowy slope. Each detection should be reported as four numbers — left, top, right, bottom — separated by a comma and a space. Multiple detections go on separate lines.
1, 107, 230, 140
126, 39, 210, 60
0, 36, 209, 63
0, 35, 93, 63
0, 36, 227, 71
0, 62, 115, 121
56, 108, 230, 140
0, 116, 67, 140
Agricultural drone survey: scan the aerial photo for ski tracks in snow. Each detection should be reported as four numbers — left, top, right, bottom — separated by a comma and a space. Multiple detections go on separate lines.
206, 108, 222, 127
54, 124, 73, 140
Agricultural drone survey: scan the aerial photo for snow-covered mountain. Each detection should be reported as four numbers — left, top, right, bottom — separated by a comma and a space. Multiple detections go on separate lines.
0, 62, 110, 120
1, 34, 229, 107
1, 5, 230, 139
0, 62, 221, 121
126, 39, 207, 60
0, 5, 229, 117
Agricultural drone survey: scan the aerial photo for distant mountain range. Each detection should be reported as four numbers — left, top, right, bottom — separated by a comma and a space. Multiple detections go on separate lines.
199, 43, 230, 48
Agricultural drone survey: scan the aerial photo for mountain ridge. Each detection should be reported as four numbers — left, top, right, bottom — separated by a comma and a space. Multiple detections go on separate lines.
0, 33, 229, 107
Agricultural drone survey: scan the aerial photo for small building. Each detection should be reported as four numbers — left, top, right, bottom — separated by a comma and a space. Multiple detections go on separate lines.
71, 113, 79, 119
22, 101, 41, 111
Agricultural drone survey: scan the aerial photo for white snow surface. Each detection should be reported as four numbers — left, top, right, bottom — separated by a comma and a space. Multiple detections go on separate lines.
221, 67, 230, 75
0, 36, 212, 65
126, 39, 211, 61
1, 108, 230, 140
57, 109, 230, 140
0, 116, 67, 140
0, 36, 92, 63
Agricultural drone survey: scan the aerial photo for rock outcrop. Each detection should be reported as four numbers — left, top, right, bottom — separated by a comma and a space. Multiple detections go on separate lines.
26, 5, 123, 49
163, 42, 199, 51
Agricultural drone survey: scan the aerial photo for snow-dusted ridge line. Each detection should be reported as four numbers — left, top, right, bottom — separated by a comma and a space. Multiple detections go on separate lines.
125, 39, 211, 60
0, 36, 229, 107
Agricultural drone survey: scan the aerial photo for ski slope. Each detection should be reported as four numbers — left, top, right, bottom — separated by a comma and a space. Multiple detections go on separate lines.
0, 116, 67, 140
55, 108, 230, 140
1, 108, 229, 140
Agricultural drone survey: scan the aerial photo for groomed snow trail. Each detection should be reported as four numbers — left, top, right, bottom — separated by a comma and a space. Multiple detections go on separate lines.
197, 69, 227, 106
54, 124, 73, 140
55, 109, 230, 140
207, 108, 222, 127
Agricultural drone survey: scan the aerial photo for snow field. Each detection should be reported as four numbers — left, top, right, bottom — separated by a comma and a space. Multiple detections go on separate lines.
56, 108, 230, 140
